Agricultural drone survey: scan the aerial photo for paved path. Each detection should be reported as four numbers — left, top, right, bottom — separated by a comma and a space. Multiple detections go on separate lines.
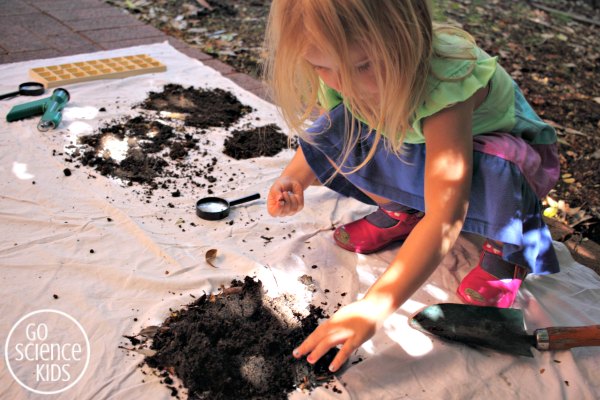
0, 0, 265, 98
1, 0, 598, 273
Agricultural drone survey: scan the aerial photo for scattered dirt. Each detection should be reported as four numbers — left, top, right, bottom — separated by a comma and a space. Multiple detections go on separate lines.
126, 277, 341, 399
63, 84, 291, 198
109, 0, 600, 245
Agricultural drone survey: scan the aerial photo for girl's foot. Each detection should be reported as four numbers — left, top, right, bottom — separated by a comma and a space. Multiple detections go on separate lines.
333, 206, 424, 254
457, 241, 528, 308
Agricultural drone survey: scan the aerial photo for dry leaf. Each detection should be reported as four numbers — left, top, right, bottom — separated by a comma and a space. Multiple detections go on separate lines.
139, 326, 160, 337
133, 348, 157, 357
196, 0, 212, 10
118, 345, 157, 357
543, 206, 558, 218
206, 249, 218, 268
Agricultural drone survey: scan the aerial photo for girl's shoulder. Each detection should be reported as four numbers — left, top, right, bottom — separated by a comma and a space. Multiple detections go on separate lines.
407, 27, 507, 143
429, 26, 494, 83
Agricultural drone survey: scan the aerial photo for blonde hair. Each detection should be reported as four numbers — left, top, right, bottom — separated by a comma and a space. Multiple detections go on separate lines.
263, 0, 472, 174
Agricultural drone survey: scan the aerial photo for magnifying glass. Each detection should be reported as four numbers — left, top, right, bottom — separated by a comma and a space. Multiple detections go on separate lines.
0, 82, 45, 101
196, 193, 261, 220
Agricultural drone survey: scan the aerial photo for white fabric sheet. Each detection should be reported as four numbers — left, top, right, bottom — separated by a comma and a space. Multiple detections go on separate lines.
0, 42, 599, 400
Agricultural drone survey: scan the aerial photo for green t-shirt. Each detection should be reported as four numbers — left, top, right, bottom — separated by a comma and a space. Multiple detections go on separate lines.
317, 31, 555, 145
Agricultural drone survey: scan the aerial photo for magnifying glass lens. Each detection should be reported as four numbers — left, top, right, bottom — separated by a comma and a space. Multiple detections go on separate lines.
198, 202, 228, 213
19, 82, 45, 96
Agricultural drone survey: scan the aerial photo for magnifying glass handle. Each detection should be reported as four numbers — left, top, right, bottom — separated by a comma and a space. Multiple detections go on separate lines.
0, 91, 19, 100
228, 193, 261, 207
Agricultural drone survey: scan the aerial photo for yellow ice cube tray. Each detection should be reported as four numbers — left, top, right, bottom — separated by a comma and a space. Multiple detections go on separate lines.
29, 54, 167, 88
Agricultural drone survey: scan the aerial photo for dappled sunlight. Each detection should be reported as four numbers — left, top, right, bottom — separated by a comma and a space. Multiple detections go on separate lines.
98, 134, 130, 162
62, 106, 99, 121
360, 338, 376, 355
399, 298, 427, 315
65, 121, 94, 137
356, 256, 378, 287
422, 283, 450, 301
440, 219, 466, 255
430, 149, 468, 181
254, 260, 313, 309
12, 162, 34, 180
383, 313, 433, 357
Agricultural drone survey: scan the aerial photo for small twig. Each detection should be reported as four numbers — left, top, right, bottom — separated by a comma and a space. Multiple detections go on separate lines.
530, 2, 600, 27
264, 264, 280, 290
543, 119, 589, 137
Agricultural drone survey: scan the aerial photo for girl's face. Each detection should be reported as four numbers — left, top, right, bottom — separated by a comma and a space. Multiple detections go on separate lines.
304, 44, 380, 102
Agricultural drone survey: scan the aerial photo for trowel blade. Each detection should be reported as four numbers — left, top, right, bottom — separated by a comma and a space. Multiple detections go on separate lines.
409, 303, 536, 357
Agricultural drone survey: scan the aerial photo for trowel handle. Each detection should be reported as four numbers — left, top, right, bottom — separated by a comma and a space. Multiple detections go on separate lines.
535, 325, 600, 351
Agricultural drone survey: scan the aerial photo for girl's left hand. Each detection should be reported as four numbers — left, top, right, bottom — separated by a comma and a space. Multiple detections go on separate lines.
292, 298, 386, 372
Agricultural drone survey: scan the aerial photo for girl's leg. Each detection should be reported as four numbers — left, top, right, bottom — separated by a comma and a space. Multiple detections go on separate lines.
457, 240, 528, 308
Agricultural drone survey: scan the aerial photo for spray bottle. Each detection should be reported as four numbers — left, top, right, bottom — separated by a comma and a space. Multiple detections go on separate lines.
6, 88, 70, 131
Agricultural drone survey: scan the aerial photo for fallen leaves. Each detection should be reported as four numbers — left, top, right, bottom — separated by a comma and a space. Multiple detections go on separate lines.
544, 195, 594, 228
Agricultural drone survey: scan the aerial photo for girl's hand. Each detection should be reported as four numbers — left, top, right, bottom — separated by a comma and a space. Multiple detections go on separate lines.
292, 298, 386, 372
267, 176, 305, 217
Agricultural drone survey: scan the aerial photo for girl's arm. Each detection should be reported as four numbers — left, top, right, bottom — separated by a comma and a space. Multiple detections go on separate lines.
293, 96, 475, 372
267, 146, 317, 217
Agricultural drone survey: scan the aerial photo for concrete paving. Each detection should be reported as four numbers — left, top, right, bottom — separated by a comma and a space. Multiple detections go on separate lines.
0, 0, 266, 98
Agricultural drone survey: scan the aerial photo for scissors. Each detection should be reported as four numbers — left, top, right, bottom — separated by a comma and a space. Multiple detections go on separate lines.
0, 82, 45, 101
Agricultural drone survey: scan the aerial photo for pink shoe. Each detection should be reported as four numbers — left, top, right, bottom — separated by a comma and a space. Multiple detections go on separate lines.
333, 208, 424, 254
457, 241, 528, 308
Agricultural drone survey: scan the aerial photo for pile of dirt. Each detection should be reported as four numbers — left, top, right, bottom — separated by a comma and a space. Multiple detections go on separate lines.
127, 277, 340, 399
64, 84, 291, 197
141, 84, 253, 129
223, 124, 296, 159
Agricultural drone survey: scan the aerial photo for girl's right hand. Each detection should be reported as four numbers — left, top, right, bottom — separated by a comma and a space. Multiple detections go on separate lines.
267, 176, 305, 217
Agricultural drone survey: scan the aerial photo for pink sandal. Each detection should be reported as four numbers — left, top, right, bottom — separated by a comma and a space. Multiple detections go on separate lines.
333, 208, 424, 254
457, 241, 528, 308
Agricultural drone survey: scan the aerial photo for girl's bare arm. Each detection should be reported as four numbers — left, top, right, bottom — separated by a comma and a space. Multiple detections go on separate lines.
294, 95, 476, 372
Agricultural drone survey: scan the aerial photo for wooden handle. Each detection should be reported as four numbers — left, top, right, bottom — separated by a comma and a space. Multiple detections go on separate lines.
535, 325, 600, 351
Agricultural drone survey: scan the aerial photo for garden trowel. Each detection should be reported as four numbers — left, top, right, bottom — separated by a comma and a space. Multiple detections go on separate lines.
409, 303, 600, 357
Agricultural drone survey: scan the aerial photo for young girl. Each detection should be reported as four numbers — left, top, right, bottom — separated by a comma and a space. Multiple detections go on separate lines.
263, 0, 560, 372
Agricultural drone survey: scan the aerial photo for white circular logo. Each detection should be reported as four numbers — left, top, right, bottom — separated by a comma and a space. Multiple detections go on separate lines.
5, 309, 90, 395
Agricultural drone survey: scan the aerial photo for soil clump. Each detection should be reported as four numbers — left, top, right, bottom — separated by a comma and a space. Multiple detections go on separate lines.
141, 84, 253, 129
223, 124, 296, 160
130, 277, 339, 399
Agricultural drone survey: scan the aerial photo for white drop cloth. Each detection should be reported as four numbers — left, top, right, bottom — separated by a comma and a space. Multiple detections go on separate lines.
0, 42, 598, 400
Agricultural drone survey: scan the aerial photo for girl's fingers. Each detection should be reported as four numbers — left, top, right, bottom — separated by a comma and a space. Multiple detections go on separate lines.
328, 340, 356, 372
280, 191, 301, 216
293, 324, 350, 362
293, 328, 320, 358
305, 331, 348, 365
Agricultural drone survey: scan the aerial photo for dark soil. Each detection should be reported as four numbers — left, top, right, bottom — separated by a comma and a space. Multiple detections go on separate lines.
108, 0, 600, 245
223, 124, 296, 159
64, 84, 291, 197
141, 84, 253, 129
127, 277, 340, 399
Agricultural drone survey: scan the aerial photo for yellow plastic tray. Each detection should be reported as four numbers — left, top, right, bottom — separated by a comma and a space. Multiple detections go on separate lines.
29, 54, 167, 88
